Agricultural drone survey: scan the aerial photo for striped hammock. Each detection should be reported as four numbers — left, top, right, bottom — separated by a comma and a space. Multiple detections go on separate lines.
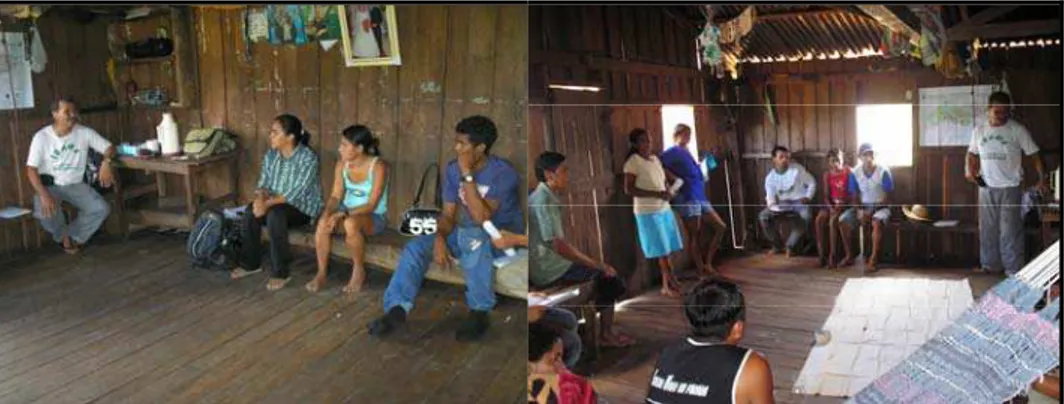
849, 242, 1061, 404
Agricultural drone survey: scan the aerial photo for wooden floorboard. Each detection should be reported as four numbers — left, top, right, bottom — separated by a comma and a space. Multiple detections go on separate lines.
0, 232, 525, 404
588, 253, 1004, 404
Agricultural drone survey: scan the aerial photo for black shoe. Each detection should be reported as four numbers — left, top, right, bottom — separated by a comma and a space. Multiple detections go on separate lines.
368, 306, 407, 337
455, 310, 490, 342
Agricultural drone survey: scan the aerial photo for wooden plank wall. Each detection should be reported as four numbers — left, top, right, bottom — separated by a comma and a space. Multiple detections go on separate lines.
0, 11, 155, 259
529, 5, 703, 105
181, 5, 528, 226
528, 5, 709, 293
733, 47, 1062, 266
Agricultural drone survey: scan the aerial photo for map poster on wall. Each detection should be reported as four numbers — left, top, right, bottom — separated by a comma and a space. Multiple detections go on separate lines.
0, 32, 34, 110
918, 85, 995, 147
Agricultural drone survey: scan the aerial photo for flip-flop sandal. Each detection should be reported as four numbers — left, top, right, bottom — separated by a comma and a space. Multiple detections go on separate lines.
230, 267, 263, 280
305, 279, 324, 293
267, 277, 291, 291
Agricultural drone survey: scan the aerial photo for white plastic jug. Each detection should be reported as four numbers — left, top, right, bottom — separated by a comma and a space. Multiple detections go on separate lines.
156, 112, 181, 156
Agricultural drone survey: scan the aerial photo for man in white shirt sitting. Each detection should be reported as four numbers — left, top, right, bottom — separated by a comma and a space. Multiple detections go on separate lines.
25, 98, 116, 254
758, 146, 817, 256
839, 143, 895, 272
966, 91, 1048, 276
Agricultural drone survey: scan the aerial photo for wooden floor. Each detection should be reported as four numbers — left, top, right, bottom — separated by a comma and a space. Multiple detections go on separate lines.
0, 232, 526, 404
587, 253, 1002, 404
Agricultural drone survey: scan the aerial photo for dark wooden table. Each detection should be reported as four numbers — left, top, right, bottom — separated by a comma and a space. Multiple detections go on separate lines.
114, 151, 240, 230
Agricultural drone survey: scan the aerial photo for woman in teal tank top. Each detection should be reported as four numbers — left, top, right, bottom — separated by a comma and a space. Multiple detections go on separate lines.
309, 125, 389, 294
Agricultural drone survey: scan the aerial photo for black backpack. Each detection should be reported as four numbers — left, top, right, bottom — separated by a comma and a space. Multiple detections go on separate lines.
187, 209, 242, 270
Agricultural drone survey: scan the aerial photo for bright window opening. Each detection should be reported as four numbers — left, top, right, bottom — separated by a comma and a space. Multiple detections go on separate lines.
856, 104, 913, 167
660, 105, 698, 158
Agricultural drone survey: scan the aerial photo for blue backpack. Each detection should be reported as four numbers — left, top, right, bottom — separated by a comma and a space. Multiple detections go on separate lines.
187, 209, 240, 270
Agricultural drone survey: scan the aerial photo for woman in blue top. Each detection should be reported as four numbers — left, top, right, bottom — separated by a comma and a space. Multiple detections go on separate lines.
308, 125, 389, 294
232, 114, 324, 291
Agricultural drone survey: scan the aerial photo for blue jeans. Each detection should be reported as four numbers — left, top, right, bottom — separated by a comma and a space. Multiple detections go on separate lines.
384, 226, 501, 313
33, 183, 111, 244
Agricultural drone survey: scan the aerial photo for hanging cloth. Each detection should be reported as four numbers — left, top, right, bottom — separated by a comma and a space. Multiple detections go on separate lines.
29, 24, 46, 74
910, 5, 946, 67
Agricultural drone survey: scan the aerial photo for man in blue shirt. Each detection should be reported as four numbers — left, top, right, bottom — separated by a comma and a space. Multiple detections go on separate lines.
369, 115, 523, 342
659, 124, 728, 275
839, 143, 894, 272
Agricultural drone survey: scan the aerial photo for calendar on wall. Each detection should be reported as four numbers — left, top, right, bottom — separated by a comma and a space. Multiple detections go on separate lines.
0, 32, 34, 110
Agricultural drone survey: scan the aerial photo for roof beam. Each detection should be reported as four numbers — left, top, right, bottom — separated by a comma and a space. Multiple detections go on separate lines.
947, 19, 1061, 41
959, 6, 1018, 28
856, 5, 920, 44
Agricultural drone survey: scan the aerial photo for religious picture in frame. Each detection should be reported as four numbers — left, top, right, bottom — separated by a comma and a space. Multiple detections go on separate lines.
338, 5, 401, 67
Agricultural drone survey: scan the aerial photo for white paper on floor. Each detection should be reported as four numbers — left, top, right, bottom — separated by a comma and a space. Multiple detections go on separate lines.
792, 277, 974, 398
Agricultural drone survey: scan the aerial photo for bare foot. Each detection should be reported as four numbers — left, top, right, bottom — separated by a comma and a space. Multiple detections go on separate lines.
344, 266, 365, 294
342, 280, 364, 294
827, 259, 837, 269
702, 264, 718, 276
785, 248, 795, 258
841, 255, 855, 267
866, 260, 879, 273
267, 277, 291, 291
766, 247, 782, 255
661, 287, 681, 297
62, 236, 79, 255
305, 276, 327, 293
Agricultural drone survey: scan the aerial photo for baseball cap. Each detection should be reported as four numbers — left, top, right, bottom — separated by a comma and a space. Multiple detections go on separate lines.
858, 143, 874, 155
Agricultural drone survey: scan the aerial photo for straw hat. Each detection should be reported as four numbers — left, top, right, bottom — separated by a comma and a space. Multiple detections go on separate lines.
902, 204, 933, 222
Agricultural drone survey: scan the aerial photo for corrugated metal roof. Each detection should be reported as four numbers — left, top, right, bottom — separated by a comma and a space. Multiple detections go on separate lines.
712, 5, 888, 61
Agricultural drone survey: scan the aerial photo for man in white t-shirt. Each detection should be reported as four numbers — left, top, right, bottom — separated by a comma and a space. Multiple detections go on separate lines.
759, 145, 817, 257
965, 91, 1048, 275
25, 98, 116, 254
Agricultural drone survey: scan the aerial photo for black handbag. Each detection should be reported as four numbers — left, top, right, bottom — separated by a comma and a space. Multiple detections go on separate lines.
399, 163, 442, 237
124, 37, 174, 59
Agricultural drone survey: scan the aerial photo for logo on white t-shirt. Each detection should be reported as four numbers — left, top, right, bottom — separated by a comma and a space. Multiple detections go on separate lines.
48, 142, 83, 172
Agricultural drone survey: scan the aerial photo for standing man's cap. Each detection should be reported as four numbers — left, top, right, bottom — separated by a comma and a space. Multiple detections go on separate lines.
858, 143, 874, 155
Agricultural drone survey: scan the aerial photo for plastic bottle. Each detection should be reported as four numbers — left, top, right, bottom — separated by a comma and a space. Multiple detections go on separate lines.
157, 112, 181, 156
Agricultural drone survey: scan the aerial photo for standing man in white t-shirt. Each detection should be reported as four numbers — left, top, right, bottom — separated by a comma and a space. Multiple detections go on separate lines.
966, 91, 1048, 275
25, 98, 116, 254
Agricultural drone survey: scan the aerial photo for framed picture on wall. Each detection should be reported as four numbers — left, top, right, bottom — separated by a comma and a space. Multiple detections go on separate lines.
338, 5, 401, 67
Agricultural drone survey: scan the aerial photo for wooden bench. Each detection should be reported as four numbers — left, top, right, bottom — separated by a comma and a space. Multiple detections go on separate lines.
284, 228, 528, 300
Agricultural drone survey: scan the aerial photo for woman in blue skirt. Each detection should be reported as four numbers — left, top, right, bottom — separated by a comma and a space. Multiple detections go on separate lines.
623, 128, 684, 297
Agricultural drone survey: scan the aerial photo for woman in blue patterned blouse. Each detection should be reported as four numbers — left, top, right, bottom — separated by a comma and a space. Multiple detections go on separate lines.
231, 114, 324, 291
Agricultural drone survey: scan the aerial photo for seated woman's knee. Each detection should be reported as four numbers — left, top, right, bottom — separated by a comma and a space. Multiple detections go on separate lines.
316, 218, 333, 236
343, 215, 366, 235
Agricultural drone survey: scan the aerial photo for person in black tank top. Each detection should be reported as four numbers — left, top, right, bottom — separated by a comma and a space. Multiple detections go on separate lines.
645, 278, 776, 404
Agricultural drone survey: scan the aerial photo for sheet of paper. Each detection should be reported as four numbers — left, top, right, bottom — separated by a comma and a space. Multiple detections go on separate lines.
0, 206, 31, 219
0, 32, 34, 110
